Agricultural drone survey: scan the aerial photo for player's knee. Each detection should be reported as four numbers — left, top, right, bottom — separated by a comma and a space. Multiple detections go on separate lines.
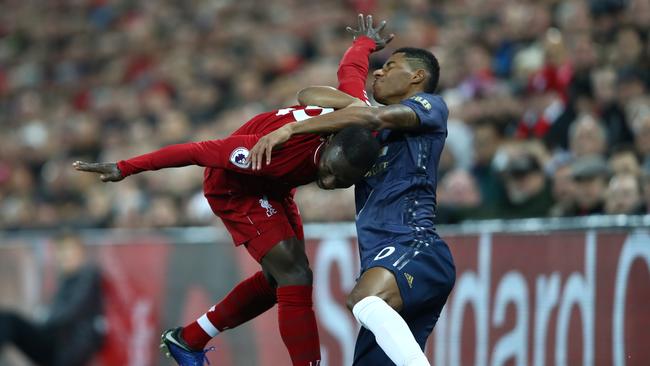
273, 262, 313, 286
262, 268, 278, 288
261, 240, 312, 286
346, 288, 401, 312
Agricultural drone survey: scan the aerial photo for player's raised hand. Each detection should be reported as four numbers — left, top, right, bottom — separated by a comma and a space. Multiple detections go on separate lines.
72, 161, 124, 182
248, 124, 294, 170
346, 13, 394, 51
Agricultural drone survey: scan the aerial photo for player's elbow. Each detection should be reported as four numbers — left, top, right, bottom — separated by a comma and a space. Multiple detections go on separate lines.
296, 88, 311, 106
296, 86, 336, 106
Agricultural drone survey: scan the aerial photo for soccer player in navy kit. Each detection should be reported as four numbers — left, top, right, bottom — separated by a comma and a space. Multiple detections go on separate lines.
251, 16, 456, 366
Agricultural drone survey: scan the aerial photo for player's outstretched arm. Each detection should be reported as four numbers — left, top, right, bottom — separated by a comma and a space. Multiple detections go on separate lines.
73, 161, 124, 182
337, 14, 394, 101
297, 86, 367, 109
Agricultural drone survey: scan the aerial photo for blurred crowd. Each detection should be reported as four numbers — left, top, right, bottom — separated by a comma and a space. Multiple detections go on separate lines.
0, 0, 648, 229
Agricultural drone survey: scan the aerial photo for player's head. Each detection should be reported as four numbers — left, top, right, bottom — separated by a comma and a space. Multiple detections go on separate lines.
317, 126, 380, 190
372, 47, 440, 105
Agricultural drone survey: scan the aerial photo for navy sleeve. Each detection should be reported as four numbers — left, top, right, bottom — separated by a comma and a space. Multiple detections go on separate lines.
399, 93, 448, 134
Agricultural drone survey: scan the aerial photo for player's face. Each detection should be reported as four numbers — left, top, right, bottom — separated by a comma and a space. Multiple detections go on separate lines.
317, 145, 362, 190
372, 53, 415, 105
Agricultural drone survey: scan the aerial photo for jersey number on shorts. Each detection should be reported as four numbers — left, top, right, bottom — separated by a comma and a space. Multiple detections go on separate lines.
276, 106, 334, 122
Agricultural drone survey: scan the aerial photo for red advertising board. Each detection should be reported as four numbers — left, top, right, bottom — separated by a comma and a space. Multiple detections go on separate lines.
0, 227, 648, 365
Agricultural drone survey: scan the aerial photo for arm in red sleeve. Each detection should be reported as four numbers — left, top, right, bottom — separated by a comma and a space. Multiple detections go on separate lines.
336, 36, 375, 102
116, 135, 262, 177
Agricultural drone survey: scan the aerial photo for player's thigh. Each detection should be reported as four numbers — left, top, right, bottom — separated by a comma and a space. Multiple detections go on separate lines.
357, 238, 455, 314
281, 193, 304, 242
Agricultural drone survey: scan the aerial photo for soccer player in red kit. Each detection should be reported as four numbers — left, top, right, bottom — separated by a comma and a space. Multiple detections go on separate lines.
73, 17, 392, 366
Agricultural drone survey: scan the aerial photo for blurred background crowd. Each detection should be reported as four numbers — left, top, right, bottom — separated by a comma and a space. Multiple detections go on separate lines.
0, 0, 648, 229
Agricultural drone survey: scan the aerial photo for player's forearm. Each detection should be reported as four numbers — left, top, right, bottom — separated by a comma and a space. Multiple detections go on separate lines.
117, 142, 210, 176
337, 36, 375, 100
289, 106, 381, 135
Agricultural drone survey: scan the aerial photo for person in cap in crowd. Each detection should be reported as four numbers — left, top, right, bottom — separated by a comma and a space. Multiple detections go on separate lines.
570, 155, 611, 215
497, 153, 553, 218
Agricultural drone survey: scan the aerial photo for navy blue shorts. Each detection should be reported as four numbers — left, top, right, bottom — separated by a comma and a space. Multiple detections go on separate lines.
353, 237, 455, 365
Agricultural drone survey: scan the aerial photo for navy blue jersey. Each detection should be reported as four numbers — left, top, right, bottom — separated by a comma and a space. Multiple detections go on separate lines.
355, 93, 448, 269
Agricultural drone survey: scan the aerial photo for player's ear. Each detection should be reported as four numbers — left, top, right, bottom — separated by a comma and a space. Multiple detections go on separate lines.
411, 69, 427, 86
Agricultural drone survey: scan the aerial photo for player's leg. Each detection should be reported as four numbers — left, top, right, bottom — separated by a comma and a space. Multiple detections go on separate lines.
0, 311, 55, 365
347, 267, 430, 366
260, 236, 321, 366
348, 238, 455, 366
179, 270, 278, 350
170, 193, 319, 366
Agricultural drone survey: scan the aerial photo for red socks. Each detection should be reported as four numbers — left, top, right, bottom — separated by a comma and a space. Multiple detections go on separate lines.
181, 271, 276, 350
180, 274, 321, 366
277, 285, 321, 366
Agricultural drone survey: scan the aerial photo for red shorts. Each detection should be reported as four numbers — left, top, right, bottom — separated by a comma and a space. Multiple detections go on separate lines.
207, 193, 304, 263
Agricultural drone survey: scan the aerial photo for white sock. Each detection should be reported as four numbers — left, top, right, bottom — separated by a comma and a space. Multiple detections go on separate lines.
352, 296, 430, 366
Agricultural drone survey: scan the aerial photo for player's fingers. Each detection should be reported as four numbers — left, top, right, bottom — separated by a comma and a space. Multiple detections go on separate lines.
265, 143, 273, 166
250, 145, 259, 170
73, 161, 102, 173
256, 142, 267, 170
377, 20, 387, 33
386, 33, 395, 44
366, 15, 373, 30
358, 13, 365, 31
255, 145, 264, 170
345, 26, 354, 33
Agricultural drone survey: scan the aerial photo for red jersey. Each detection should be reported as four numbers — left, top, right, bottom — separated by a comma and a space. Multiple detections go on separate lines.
116, 36, 375, 198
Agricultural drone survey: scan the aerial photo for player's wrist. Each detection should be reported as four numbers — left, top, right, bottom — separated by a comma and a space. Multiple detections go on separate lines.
354, 36, 377, 50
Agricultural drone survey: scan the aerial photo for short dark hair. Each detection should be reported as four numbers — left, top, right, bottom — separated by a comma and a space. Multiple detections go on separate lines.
330, 126, 380, 172
393, 47, 440, 93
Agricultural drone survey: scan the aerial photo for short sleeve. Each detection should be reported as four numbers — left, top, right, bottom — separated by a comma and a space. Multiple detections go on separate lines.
399, 94, 448, 134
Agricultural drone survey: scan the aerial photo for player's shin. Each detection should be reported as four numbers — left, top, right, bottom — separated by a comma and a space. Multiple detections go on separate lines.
277, 285, 321, 366
352, 296, 430, 366
181, 271, 277, 350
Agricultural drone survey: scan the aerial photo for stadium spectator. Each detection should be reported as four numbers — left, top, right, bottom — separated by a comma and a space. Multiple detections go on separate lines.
0, 0, 648, 228
642, 163, 650, 214
470, 119, 506, 209
548, 157, 578, 217
0, 232, 105, 366
568, 114, 608, 159
436, 169, 484, 224
632, 112, 650, 163
608, 146, 642, 177
604, 174, 644, 214
497, 153, 553, 218
570, 155, 610, 215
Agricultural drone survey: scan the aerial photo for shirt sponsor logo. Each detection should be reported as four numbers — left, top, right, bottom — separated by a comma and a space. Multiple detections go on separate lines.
409, 95, 432, 110
259, 196, 277, 217
230, 147, 251, 169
